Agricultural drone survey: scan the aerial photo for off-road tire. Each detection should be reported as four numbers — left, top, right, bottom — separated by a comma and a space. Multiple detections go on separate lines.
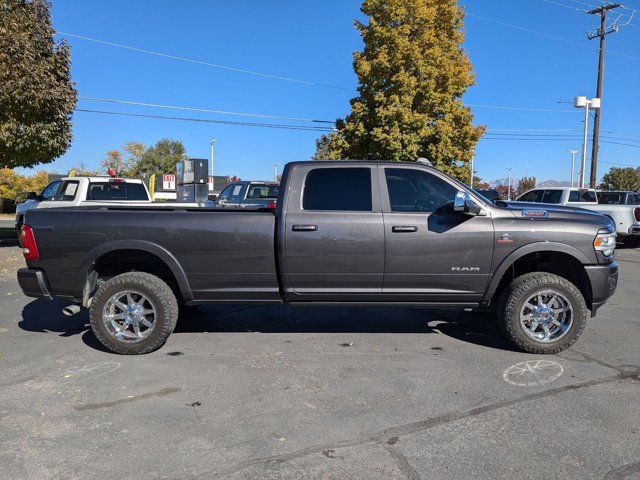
89, 272, 179, 355
497, 272, 588, 354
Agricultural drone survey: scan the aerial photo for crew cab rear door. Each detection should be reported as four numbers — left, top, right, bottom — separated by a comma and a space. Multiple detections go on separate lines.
379, 165, 494, 302
282, 164, 384, 300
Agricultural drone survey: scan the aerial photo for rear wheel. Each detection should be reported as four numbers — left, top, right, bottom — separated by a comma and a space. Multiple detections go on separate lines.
89, 272, 178, 354
498, 272, 588, 354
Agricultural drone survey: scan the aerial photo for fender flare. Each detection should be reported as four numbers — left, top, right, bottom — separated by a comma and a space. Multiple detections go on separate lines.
74, 239, 192, 301
482, 241, 592, 302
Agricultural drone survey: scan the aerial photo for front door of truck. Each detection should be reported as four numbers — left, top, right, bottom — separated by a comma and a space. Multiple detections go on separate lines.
380, 166, 494, 302
283, 165, 385, 300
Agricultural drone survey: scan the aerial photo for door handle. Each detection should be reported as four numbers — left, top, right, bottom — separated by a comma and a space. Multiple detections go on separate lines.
392, 225, 418, 233
292, 224, 318, 232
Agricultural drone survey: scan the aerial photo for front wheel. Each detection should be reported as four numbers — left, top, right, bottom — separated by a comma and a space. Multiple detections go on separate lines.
498, 272, 588, 354
89, 272, 179, 354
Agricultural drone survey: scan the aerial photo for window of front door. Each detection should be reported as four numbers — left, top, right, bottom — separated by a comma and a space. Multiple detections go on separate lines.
384, 168, 456, 212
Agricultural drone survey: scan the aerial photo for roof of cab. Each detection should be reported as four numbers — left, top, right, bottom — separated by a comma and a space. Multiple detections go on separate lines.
61, 176, 144, 183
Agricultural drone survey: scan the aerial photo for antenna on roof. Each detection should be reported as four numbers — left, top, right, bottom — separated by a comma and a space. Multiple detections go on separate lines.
416, 157, 432, 166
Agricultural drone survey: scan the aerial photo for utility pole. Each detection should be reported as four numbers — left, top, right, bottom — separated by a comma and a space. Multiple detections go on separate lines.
586, 3, 621, 188
506, 166, 513, 200
568, 150, 578, 187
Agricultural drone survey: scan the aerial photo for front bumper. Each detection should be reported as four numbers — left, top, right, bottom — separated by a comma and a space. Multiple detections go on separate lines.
17, 268, 52, 299
584, 262, 618, 316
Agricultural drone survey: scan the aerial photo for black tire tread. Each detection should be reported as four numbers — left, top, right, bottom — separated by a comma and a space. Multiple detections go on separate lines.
498, 272, 588, 354
89, 272, 179, 355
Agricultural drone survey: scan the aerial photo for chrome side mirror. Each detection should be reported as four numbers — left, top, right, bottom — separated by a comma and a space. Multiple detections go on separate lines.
454, 191, 466, 212
453, 191, 481, 215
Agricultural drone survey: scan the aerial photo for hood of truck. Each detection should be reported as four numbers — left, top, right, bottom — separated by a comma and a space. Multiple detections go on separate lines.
498, 201, 613, 227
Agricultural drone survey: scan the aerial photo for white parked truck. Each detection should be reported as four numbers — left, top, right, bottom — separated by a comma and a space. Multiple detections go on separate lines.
515, 187, 640, 236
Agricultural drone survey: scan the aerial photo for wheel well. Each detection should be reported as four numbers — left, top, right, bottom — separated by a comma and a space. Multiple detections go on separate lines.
491, 251, 593, 309
85, 249, 183, 305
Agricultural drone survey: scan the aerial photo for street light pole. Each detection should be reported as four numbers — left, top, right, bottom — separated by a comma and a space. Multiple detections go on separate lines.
273, 163, 279, 181
580, 102, 589, 188
209, 139, 216, 178
568, 150, 578, 187
573, 96, 600, 188
506, 166, 513, 200
470, 155, 475, 188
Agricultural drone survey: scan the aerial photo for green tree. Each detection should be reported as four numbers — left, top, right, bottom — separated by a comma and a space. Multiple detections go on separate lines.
518, 176, 537, 194
311, 135, 336, 161
0, 0, 77, 168
133, 138, 187, 177
319, 0, 484, 180
599, 167, 640, 191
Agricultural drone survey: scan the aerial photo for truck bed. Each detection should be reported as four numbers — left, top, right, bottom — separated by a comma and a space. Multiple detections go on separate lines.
25, 206, 280, 302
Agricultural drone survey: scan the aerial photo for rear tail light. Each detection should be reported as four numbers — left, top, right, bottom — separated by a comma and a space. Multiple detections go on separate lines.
634, 207, 640, 222
266, 201, 277, 209
19, 225, 40, 261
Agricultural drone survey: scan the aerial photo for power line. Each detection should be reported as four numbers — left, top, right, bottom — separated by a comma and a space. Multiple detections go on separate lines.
554, 0, 640, 27
468, 103, 575, 112
56, 31, 356, 92
78, 96, 336, 124
466, 12, 640, 60
74, 109, 337, 132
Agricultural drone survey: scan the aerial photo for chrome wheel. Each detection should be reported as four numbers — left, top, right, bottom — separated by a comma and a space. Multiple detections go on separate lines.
520, 290, 573, 343
102, 290, 156, 343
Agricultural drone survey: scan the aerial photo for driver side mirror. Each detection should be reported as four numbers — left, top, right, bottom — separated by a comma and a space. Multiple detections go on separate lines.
25, 191, 38, 201
454, 191, 481, 215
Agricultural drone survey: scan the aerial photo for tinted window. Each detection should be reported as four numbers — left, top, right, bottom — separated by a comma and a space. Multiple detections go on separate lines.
52, 180, 79, 201
598, 192, 623, 205
40, 181, 62, 200
628, 194, 640, 205
518, 190, 543, 203
385, 168, 457, 212
541, 190, 563, 204
568, 190, 597, 202
246, 184, 279, 199
303, 168, 372, 211
87, 182, 148, 201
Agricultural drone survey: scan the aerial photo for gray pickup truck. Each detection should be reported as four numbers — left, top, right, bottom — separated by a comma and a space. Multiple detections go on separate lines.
17, 160, 618, 355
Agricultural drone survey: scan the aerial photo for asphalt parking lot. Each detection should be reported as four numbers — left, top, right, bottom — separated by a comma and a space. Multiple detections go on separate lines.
1, 238, 639, 480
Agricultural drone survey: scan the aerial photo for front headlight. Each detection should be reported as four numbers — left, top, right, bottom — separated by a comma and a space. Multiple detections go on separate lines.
593, 229, 616, 257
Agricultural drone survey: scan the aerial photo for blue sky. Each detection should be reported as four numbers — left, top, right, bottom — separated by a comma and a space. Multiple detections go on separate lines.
40, 0, 640, 183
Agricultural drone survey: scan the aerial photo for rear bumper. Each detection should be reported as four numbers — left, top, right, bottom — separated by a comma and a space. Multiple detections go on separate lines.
584, 262, 618, 316
17, 268, 52, 299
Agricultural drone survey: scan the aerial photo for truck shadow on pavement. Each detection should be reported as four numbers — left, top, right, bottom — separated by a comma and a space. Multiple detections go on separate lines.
18, 299, 515, 353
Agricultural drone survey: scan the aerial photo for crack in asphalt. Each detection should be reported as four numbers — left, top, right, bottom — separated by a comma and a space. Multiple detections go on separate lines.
604, 461, 640, 479
200, 370, 639, 478
376, 440, 423, 480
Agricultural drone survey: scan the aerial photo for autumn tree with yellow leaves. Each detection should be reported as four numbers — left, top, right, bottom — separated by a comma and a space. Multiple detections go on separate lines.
317, 0, 484, 181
